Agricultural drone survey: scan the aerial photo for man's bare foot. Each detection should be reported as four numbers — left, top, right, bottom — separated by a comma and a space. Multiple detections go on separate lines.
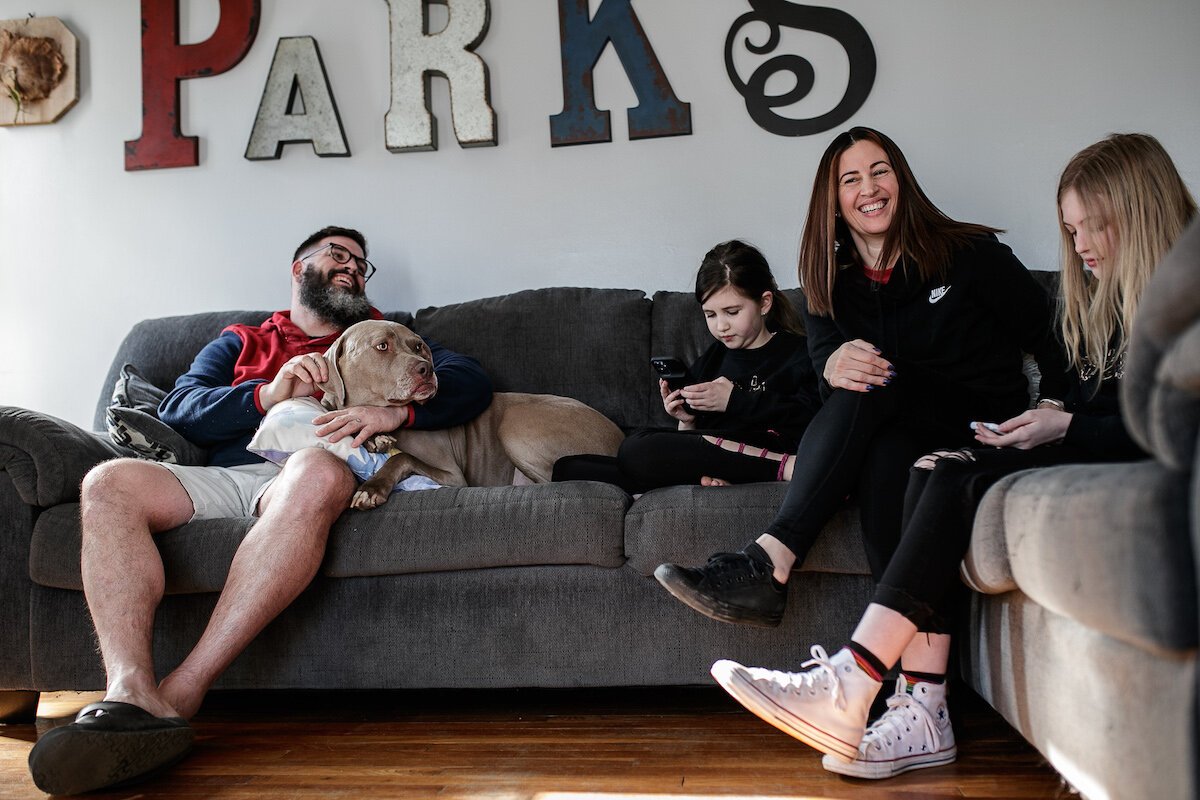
103, 680, 182, 720
158, 671, 208, 721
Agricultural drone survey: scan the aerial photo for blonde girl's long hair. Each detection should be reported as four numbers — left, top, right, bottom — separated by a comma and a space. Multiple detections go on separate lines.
1057, 133, 1197, 375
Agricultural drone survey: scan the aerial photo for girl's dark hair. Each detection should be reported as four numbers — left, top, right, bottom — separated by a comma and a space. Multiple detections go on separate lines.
695, 240, 805, 335
798, 126, 1001, 317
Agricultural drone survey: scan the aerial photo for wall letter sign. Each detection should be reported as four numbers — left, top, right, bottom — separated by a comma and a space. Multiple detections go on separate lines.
382, 0, 497, 152
549, 0, 692, 147
725, 0, 875, 137
245, 37, 350, 160
125, 0, 260, 170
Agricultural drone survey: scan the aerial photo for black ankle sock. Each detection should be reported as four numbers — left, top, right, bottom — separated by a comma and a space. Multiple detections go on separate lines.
740, 543, 784, 588
741, 542, 774, 568
847, 640, 888, 681
900, 667, 945, 685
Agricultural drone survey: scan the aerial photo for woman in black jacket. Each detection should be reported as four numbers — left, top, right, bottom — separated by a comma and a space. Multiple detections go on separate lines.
705, 133, 1197, 779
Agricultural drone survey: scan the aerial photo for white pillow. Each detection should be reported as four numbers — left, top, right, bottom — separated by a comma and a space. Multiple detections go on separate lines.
247, 398, 440, 491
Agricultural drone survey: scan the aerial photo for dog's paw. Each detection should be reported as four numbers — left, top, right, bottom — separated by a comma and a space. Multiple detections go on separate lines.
350, 485, 390, 510
365, 433, 397, 454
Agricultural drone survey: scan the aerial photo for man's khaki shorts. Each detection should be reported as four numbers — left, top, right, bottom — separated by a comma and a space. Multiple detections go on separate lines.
158, 462, 281, 521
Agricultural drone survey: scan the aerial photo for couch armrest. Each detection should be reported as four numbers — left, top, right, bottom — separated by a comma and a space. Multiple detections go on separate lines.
0, 406, 130, 507
960, 471, 1026, 594
992, 460, 1196, 654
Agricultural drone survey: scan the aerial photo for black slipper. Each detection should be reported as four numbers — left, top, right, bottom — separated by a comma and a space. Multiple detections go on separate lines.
27, 701, 194, 795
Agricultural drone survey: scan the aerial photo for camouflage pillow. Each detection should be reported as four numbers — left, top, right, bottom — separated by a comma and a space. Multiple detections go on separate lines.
106, 364, 205, 465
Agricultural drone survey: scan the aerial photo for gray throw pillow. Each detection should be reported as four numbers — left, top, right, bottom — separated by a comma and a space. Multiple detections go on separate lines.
106, 364, 206, 465
110, 363, 166, 414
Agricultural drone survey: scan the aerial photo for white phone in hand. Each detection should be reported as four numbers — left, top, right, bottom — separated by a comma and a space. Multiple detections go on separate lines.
970, 421, 1003, 434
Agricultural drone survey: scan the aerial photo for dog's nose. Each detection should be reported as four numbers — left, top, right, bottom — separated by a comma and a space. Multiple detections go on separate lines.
415, 361, 431, 378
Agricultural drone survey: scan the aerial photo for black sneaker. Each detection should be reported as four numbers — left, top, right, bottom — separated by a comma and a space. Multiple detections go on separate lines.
653, 546, 786, 627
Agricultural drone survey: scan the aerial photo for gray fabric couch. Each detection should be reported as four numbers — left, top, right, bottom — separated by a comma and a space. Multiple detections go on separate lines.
1, 254, 1196, 799
0, 288, 873, 706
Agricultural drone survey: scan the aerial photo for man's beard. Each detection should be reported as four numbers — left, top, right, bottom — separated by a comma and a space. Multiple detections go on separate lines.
298, 264, 373, 328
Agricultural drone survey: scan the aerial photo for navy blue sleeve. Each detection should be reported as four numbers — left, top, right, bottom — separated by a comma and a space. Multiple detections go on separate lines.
409, 337, 494, 430
158, 332, 265, 446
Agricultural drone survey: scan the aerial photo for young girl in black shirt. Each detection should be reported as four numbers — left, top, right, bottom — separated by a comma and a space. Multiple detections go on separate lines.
553, 240, 820, 492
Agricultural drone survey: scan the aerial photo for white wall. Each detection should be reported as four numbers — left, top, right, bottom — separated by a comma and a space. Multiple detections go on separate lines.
2, 0, 1198, 428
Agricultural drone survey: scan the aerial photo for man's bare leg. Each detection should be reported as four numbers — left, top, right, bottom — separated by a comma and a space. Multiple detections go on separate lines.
158, 448, 355, 719
80, 459, 196, 720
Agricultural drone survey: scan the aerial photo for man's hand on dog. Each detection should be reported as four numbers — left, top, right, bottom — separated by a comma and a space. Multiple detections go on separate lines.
261, 353, 331, 409
313, 406, 409, 449
260, 352, 408, 448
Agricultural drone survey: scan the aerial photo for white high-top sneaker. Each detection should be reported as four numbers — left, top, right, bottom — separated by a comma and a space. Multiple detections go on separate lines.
711, 645, 882, 761
822, 675, 957, 779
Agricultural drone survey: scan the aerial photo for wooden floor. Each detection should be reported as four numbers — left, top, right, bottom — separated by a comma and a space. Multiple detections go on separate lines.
0, 683, 1075, 799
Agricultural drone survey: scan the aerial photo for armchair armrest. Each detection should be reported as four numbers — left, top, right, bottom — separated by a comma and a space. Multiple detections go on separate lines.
0, 406, 131, 507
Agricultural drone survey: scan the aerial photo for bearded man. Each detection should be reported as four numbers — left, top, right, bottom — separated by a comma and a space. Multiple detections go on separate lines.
28, 226, 492, 794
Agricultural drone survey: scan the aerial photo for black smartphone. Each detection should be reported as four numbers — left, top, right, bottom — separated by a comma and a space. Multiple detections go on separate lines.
650, 356, 692, 392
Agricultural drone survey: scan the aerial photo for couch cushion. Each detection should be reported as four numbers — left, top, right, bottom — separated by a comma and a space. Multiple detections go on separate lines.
322, 483, 630, 578
1145, 320, 1200, 470
29, 484, 631, 594
30, 505, 255, 594
1124, 217, 1200, 465
624, 482, 869, 577
970, 460, 1197, 653
414, 288, 650, 430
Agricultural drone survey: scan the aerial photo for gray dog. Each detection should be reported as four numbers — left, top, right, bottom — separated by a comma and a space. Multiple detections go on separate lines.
317, 319, 624, 509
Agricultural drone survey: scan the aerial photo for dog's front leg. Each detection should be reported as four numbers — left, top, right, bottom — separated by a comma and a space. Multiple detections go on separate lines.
351, 451, 460, 510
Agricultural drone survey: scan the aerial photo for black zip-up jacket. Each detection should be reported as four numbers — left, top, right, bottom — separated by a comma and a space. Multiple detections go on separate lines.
803, 235, 1069, 426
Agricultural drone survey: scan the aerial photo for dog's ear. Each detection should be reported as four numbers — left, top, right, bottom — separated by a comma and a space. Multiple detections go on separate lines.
318, 336, 348, 410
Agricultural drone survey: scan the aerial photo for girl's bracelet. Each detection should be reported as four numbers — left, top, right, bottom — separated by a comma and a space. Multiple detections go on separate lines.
1036, 398, 1066, 411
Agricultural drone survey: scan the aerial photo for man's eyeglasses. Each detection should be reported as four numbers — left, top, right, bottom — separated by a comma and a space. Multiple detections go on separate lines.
300, 242, 377, 282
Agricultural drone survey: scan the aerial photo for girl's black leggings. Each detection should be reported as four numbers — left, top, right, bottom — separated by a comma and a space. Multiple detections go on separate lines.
553, 428, 793, 494
872, 442, 1115, 633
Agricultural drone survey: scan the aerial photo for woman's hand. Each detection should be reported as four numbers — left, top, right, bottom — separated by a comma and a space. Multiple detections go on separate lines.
313, 406, 411, 448
681, 377, 734, 413
972, 408, 1072, 450
823, 339, 894, 392
660, 378, 697, 428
